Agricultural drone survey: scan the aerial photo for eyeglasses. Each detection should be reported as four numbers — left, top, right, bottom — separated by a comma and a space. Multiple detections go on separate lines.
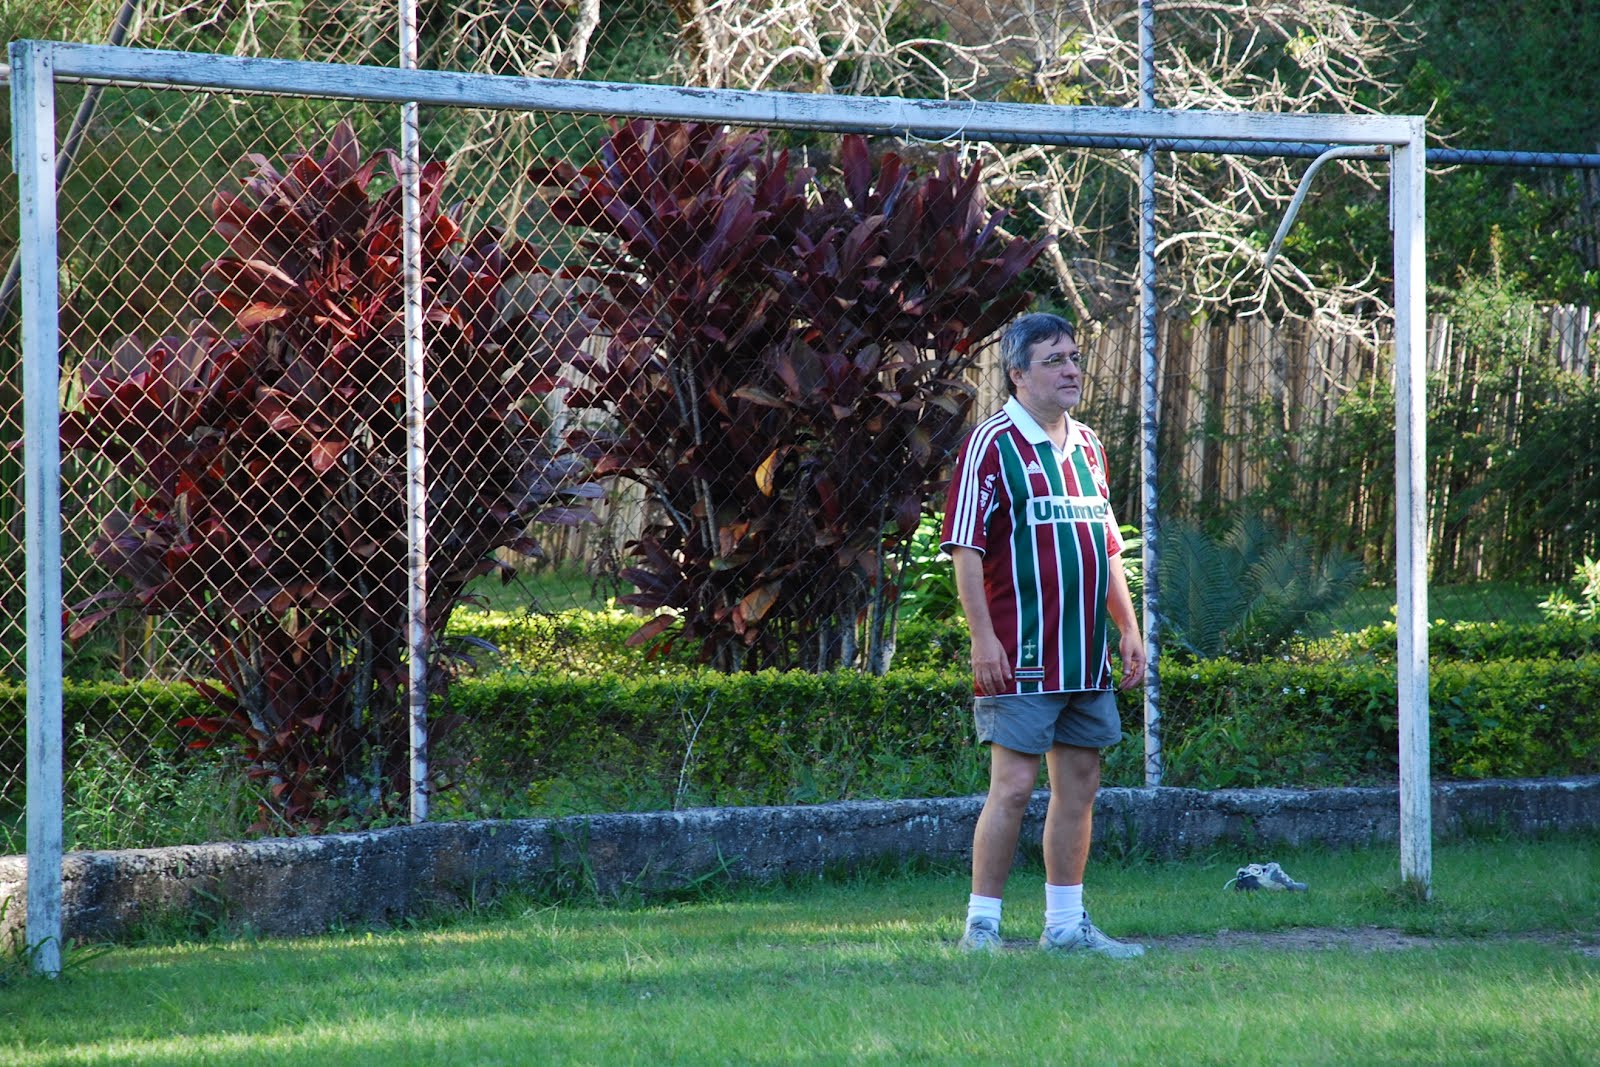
1035, 352, 1083, 369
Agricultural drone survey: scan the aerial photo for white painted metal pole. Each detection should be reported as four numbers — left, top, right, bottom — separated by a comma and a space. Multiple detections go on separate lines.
12, 39, 65, 977
1137, 0, 1163, 787
399, 3, 428, 823
1392, 124, 1431, 895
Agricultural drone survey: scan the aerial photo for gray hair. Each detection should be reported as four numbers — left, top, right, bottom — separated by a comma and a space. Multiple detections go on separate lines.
999, 312, 1077, 395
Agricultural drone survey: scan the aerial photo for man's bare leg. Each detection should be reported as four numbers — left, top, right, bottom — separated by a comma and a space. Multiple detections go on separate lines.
1035, 742, 1142, 956
971, 743, 1042, 897
1042, 743, 1100, 887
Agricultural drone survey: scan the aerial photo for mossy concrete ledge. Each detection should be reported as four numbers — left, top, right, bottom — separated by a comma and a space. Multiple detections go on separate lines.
2, 776, 1596, 944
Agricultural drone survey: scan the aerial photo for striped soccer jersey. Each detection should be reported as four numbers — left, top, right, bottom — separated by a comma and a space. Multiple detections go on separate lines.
941, 397, 1125, 695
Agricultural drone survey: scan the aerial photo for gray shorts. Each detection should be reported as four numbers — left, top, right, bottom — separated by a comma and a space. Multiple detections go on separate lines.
972, 690, 1124, 754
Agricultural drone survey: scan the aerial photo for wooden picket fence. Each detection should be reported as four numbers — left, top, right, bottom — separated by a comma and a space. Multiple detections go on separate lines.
530, 305, 1599, 578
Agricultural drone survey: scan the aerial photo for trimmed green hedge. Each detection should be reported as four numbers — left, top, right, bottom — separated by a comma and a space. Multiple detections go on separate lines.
1156, 658, 1600, 788
442, 611, 1600, 675
1306, 618, 1600, 663
439, 669, 987, 816
437, 655, 1600, 816
0, 680, 209, 781
9, 653, 1598, 821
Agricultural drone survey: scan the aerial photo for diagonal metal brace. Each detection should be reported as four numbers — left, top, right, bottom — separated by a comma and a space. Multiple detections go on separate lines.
1263, 143, 1386, 273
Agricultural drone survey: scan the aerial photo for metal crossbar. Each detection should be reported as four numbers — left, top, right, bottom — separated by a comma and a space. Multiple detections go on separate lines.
39, 42, 1422, 147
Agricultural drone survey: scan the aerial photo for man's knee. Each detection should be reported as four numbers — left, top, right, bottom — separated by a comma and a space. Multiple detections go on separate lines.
986, 750, 1040, 809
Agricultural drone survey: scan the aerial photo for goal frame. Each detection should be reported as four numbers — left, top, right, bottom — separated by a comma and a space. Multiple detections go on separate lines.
10, 39, 1431, 975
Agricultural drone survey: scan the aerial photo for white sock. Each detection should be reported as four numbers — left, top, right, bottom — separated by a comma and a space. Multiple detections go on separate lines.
966, 893, 1003, 928
1044, 883, 1084, 931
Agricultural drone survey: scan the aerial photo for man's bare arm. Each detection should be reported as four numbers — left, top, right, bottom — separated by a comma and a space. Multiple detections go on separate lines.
952, 546, 1011, 696
1106, 556, 1146, 690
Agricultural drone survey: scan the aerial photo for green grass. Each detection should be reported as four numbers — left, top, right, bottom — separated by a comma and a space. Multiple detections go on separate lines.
459, 564, 622, 615
4, 835, 1596, 1065
1315, 580, 1550, 635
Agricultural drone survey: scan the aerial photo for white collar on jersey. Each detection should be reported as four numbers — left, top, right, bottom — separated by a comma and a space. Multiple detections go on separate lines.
1002, 396, 1084, 450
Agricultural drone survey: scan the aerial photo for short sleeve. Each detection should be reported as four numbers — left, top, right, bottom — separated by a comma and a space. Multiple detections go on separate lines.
941, 429, 999, 555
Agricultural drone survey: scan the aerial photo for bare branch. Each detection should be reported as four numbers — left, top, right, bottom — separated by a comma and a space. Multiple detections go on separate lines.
658, 0, 1411, 327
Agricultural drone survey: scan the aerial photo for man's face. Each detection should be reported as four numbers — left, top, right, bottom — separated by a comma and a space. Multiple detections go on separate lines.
1011, 331, 1082, 413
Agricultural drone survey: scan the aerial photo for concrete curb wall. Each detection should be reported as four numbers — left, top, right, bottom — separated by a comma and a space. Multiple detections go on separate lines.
3, 776, 1596, 944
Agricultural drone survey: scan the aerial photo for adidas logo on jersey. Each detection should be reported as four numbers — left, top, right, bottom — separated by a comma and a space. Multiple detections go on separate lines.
1024, 460, 1046, 475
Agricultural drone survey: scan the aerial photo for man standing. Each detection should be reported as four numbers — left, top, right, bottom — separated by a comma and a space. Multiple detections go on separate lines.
941, 312, 1147, 956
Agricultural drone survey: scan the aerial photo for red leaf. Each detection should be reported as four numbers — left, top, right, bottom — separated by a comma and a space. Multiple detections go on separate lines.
732, 582, 781, 632
839, 135, 871, 206
237, 302, 288, 328
309, 439, 348, 474
176, 716, 227, 735
66, 605, 124, 641
625, 613, 679, 648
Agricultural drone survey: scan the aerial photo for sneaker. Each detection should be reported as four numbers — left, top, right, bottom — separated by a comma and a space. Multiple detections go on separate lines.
958, 916, 1002, 952
1039, 917, 1146, 959
1225, 861, 1308, 892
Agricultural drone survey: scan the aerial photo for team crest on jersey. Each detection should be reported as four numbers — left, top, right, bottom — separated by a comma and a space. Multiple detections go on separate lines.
1080, 439, 1109, 490
1026, 495, 1109, 526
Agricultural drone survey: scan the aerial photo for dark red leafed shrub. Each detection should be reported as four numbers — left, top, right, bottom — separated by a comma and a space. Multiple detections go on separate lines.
532, 122, 1048, 672
62, 122, 597, 829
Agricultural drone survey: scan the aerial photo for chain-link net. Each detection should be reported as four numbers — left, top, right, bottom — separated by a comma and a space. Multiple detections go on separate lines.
4, 3, 1597, 854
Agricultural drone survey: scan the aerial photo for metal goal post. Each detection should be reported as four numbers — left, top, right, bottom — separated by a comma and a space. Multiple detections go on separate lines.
10, 39, 1430, 976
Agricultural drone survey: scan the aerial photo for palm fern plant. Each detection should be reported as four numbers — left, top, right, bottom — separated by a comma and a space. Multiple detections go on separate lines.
1157, 515, 1365, 661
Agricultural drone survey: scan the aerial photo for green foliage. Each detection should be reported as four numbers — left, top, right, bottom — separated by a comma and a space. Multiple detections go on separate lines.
0, 680, 211, 796
1408, 7, 1600, 303
437, 669, 987, 817
448, 607, 1600, 676
1540, 557, 1600, 622
1428, 274, 1600, 581
60, 723, 255, 852
1157, 656, 1600, 788
1402, 2, 1600, 153
1309, 617, 1600, 664
1312, 3, 1600, 305
442, 651, 1600, 804
1117, 524, 1144, 606
1158, 515, 1366, 661
888, 614, 971, 671
9, 621, 1599, 849
443, 607, 697, 675
895, 514, 959, 622
441, 604, 974, 677
1215, 271, 1600, 584
0, 680, 228, 853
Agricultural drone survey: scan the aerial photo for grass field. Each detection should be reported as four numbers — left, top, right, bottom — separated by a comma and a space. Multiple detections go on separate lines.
462, 565, 622, 615
463, 571, 1556, 633
1314, 580, 1550, 635
4, 834, 1596, 1065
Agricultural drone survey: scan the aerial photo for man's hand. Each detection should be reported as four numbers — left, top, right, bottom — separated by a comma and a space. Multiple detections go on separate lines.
1117, 629, 1147, 690
969, 629, 1012, 696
